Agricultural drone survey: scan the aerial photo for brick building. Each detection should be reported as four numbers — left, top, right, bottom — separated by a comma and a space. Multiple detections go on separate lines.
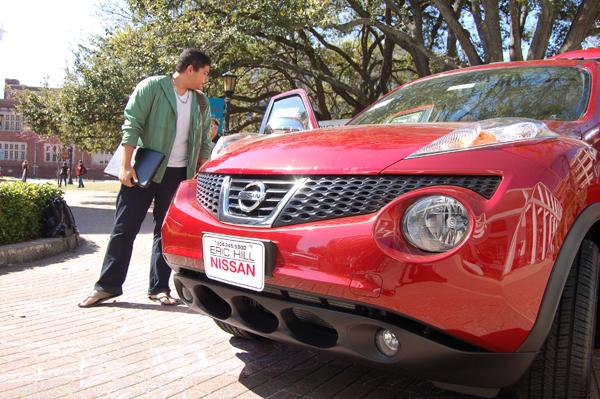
0, 79, 112, 180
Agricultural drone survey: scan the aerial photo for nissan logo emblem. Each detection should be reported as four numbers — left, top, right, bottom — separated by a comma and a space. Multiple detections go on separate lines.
238, 181, 267, 212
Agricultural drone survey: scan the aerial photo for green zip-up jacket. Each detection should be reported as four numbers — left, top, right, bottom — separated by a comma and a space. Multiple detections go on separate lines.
121, 75, 212, 183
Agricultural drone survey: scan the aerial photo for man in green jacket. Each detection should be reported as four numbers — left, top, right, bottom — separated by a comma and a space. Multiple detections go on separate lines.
79, 48, 212, 307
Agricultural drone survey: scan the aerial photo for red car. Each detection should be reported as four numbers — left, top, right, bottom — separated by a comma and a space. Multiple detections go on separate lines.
162, 49, 600, 398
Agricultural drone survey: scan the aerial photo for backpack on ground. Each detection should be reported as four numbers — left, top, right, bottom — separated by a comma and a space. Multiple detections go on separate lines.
42, 198, 78, 238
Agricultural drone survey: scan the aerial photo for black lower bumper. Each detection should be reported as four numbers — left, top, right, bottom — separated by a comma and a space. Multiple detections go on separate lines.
173, 271, 537, 393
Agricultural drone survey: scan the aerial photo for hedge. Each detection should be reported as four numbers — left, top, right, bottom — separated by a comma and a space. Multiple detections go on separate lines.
0, 182, 63, 245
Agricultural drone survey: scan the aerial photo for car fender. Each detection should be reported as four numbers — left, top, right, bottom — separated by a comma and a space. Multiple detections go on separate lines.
518, 202, 600, 352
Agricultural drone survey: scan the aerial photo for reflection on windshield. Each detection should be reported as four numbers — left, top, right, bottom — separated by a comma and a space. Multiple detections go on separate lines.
351, 66, 589, 125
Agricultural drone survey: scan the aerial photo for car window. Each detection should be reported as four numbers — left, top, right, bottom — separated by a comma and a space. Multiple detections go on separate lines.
351, 66, 590, 125
263, 95, 310, 134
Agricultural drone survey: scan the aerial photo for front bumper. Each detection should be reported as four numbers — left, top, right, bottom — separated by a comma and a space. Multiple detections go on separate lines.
172, 269, 536, 390
163, 178, 559, 352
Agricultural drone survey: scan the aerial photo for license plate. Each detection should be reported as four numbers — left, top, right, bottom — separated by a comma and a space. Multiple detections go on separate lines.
202, 233, 265, 292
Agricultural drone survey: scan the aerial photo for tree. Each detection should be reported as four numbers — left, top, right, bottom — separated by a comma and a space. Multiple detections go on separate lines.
17, 0, 599, 150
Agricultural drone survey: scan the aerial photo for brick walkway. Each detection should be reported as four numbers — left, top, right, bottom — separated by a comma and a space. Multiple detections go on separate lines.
1, 189, 598, 399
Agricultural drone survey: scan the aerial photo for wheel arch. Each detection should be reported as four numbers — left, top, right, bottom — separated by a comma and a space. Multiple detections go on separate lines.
518, 202, 600, 352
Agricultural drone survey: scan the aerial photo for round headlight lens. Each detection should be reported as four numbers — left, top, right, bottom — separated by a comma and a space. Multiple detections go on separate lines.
402, 195, 469, 253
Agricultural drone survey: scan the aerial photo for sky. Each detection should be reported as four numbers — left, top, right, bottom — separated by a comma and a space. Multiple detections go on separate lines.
0, 0, 105, 98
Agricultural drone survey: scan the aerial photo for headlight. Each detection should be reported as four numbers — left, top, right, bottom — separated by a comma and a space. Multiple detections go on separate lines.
402, 195, 469, 253
407, 118, 557, 158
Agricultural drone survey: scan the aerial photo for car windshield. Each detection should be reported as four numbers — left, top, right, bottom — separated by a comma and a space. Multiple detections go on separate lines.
351, 66, 589, 125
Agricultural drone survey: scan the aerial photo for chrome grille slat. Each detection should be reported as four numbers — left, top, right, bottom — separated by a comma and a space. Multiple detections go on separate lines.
214, 175, 303, 227
230, 179, 297, 185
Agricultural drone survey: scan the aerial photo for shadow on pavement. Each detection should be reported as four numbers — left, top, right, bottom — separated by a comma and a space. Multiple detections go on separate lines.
100, 301, 198, 313
0, 237, 101, 276
229, 336, 477, 398
70, 205, 154, 235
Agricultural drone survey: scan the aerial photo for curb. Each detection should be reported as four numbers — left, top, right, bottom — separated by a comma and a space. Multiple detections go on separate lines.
0, 234, 80, 267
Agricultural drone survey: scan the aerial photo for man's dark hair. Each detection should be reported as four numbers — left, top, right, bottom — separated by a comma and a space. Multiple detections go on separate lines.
175, 48, 211, 72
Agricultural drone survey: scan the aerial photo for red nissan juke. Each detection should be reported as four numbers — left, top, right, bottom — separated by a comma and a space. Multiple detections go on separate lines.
162, 49, 600, 398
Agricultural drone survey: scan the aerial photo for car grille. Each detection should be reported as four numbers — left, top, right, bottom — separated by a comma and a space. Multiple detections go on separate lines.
196, 174, 225, 216
226, 177, 297, 218
196, 174, 501, 226
273, 175, 501, 226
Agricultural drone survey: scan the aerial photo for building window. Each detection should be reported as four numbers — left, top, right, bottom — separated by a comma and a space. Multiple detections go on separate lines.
44, 144, 62, 163
0, 141, 27, 161
93, 150, 113, 165
0, 113, 22, 131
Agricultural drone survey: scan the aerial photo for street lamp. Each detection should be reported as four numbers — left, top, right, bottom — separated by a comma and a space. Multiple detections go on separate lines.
222, 71, 238, 136
67, 146, 74, 184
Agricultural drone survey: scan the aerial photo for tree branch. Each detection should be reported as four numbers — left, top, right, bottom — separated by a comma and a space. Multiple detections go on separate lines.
431, 0, 483, 65
527, 0, 558, 59
559, 0, 600, 53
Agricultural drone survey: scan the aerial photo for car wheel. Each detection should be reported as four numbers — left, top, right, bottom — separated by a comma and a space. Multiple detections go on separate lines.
213, 319, 260, 339
511, 239, 599, 398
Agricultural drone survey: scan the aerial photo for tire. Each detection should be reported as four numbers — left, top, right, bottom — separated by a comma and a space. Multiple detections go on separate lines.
511, 239, 599, 398
213, 319, 259, 339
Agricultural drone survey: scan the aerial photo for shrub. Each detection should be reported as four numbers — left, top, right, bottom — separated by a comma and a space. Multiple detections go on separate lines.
0, 182, 63, 245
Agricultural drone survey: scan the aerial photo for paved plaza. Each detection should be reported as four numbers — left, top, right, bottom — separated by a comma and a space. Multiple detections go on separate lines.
1, 188, 599, 398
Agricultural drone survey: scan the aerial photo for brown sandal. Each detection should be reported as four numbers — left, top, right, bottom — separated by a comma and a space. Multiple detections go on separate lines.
78, 290, 120, 308
148, 292, 180, 306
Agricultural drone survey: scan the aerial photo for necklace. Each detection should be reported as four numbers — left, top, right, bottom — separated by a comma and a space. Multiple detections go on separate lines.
175, 89, 190, 104
172, 77, 190, 104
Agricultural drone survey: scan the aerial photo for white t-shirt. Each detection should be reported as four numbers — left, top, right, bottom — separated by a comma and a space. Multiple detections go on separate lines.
168, 88, 192, 167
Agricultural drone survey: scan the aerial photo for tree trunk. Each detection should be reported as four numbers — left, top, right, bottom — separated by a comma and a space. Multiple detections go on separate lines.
378, 5, 395, 94
447, 29, 457, 59
508, 0, 524, 61
313, 78, 331, 121
431, 0, 483, 65
481, 0, 503, 61
559, 0, 600, 53
527, 0, 558, 60
408, 0, 431, 76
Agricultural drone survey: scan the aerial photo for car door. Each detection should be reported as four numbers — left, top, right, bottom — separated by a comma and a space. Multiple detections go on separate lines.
259, 89, 318, 134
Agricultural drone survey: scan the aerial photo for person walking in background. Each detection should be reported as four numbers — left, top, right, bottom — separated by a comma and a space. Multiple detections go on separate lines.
211, 118, 220, 143
78, 48, 213, 308
21, 160, 29, 182
58, 161, 69, 187
76, 160, 87, 188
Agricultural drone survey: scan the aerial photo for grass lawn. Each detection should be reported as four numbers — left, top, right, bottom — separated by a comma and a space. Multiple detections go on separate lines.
59, 180, 121, 192
0, 177, 121, 193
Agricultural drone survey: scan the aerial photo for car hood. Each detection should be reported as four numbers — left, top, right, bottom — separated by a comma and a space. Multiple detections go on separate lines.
205, 124, 459, 175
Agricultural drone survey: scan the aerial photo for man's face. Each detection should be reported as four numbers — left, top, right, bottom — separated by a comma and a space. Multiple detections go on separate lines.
188, 65, 210, 90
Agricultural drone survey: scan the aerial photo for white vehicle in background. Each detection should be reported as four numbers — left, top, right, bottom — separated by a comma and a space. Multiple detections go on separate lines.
212, 89, 349, 159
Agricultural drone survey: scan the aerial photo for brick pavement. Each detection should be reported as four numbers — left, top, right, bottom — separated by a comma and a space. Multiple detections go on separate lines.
1, 188, 599, 399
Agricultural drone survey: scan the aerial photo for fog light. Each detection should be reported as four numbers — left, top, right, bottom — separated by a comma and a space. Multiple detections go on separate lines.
375, 329, 399, 357
181, 286, 193, 303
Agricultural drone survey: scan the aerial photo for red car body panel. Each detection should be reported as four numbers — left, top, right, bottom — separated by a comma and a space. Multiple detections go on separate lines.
162, 54, 600, 379
164, 134, 600, 352
204, 124, 455, 175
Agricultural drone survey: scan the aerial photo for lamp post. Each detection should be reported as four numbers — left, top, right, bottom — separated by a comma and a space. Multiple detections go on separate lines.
67, 145, 73, 185
222, 71, 238, 136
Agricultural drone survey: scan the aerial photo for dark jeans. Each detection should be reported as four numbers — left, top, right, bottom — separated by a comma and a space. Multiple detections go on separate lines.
58, 175, 68, 187
78, 175, 84, 188
94, 167, 187, 295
